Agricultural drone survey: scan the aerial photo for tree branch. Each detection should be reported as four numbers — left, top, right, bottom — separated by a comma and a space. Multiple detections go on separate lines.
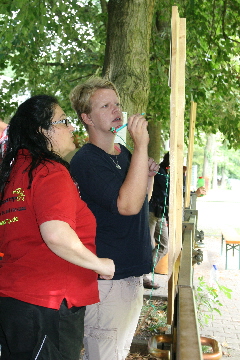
222, 0, 240, 44
68, 74, 97, 83
100, 0, 108, 14
99, 0, 108, 30
41, 62, 100, 69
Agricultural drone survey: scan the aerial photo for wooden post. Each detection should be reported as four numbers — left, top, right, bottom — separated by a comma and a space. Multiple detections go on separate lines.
185, 101, 197, 208
168, 6, 186, 324
176, 16, 186, 257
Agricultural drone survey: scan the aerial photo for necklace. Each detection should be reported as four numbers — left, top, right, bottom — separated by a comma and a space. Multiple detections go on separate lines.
109, 155, 121, 169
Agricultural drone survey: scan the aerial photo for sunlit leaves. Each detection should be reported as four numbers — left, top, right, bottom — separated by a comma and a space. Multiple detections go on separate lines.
0, 0, 239, 148
0, 0, 105, 121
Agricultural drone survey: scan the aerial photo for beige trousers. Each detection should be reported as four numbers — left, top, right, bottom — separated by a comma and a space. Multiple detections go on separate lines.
83, 276, 143, 360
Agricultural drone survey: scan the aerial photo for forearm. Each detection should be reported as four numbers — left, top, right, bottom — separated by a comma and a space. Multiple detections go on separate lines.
40, 220, 113, 276
147, 176, 154, 201
117, 146, 149, 215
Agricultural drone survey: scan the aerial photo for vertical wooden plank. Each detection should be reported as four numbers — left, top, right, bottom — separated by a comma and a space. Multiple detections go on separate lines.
185, 101, 197, 208
168, 5, 186, 325
175, 18, 186, 257
168, 5, 180, 324
167, 253, 181, 324
168, 5, 179, 279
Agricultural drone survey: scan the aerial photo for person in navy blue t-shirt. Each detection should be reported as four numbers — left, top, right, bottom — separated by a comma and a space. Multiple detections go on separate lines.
70, 77, 159, 360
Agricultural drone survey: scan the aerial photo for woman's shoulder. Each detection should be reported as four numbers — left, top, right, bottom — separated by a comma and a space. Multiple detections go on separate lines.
35, 160, 69, 178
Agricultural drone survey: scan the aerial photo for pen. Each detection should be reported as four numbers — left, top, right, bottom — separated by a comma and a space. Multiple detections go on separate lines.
111, 113, 145, 133
115, 123, 127, 133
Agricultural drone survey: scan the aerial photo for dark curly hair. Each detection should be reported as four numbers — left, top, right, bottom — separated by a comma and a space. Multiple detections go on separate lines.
0, 95, 69, 199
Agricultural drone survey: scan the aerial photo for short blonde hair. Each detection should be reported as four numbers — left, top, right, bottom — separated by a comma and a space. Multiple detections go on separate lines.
70, 77, 119, 131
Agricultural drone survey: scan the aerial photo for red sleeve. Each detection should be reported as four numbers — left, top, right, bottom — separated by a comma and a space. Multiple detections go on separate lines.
31, 163, 80, 230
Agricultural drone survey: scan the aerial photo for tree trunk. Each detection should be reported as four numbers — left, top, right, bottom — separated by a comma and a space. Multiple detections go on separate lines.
203, 134, 215, 188
103, 0, 156, 131
221, 167, 227, 189
148, 119, 163, 163
212, 160, 218, 189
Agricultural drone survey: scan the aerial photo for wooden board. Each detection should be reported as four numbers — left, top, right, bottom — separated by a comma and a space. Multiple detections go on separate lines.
168, 6, 186, 324
185, 101, 197, 208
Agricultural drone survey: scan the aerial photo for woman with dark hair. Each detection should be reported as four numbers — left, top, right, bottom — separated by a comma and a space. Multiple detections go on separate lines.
0, 95, 114, 360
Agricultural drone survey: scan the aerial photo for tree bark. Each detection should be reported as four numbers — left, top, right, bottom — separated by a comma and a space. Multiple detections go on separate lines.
221, 167, 227, 189
212, 160, 218, 189
148, 119, 163, 162
103, 0, 156, 123
203, 133, 215, 188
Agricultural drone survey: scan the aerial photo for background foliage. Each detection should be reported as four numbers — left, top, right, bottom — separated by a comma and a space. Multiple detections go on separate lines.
0, 0, 239, 162
191, 133, 240, 184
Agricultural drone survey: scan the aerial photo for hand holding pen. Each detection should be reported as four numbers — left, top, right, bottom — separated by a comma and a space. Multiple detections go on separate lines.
109, 113, 145, 134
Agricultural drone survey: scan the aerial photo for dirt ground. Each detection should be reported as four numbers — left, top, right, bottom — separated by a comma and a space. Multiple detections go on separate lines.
126, 354, 159, 360
126, 298, 168, 360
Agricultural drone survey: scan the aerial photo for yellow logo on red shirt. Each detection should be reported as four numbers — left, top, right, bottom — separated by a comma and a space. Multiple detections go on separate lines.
0, 188, 25, 226
0, 217, 19, 226
13, 188, 25, 201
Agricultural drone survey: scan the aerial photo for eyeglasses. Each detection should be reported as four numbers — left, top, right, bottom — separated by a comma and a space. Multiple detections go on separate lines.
52, 118, 69, 127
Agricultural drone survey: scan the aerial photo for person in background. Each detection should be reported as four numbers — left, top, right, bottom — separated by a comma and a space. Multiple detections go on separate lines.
183, 166, 207, 197
69, 77, 159, 360
143, 152, 170, 289
0, 95, 114, 360
0, 119, 8, 136
0, 119, 8, 162
143, 157, 206, 290
195, 186, 206, 196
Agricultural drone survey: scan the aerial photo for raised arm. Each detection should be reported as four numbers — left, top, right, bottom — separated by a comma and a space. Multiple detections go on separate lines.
117, 114, 152, 215
117, 114, 158, 215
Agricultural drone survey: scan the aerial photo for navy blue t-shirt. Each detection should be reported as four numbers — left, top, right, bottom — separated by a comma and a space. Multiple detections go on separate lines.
70, 143, 152, 280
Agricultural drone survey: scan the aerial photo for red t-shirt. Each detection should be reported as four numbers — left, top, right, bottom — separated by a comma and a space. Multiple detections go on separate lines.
0, 150, 99, 309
